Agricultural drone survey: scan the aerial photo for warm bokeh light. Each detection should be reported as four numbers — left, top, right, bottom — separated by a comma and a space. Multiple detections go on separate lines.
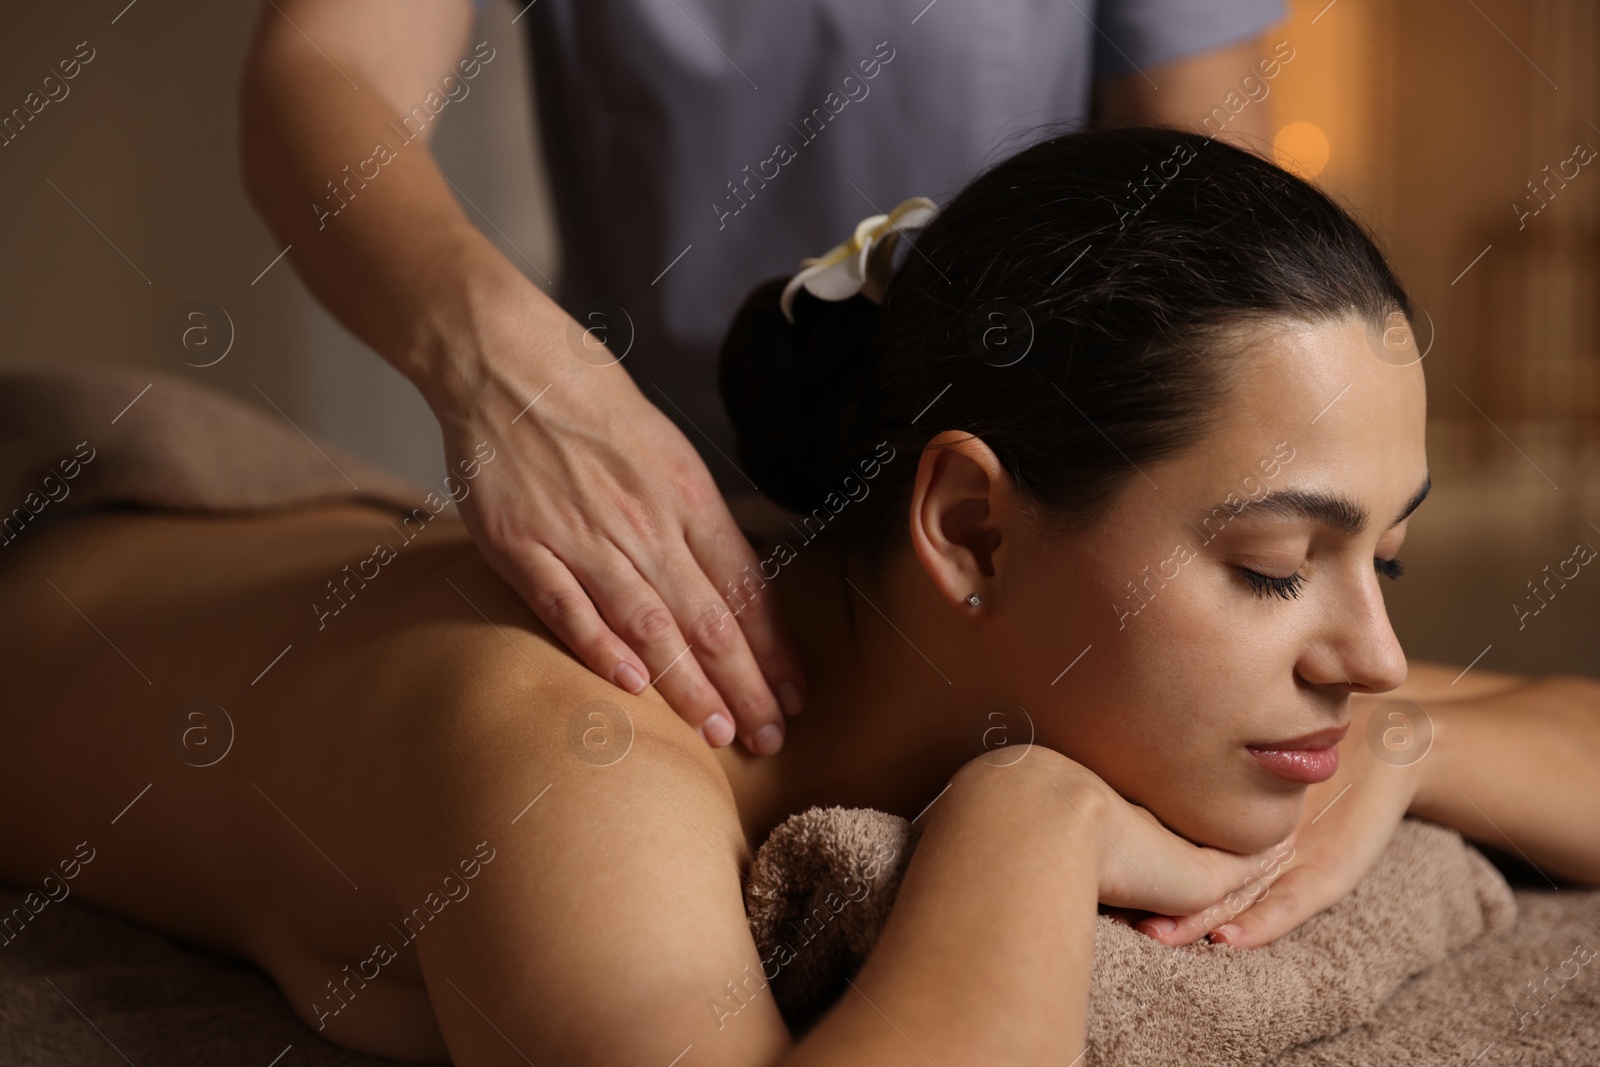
1273, 121, 1331, 179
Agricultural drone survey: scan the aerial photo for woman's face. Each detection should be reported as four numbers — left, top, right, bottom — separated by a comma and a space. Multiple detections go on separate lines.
997, 313, 1428, 854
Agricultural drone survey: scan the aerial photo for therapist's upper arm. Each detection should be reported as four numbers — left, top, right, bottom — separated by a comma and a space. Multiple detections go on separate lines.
249, 0, 477, 130
1093, 36, 1280, 155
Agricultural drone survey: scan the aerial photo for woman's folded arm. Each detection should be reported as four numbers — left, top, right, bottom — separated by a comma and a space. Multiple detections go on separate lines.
400, 688, 1284, 1067
784, 754, 1105, 1066
405, 732, 1109, 1066
1405, 670, 1600, 885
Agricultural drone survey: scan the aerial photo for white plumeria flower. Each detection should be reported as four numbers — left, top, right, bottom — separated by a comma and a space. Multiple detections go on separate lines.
779, 196, 940, 323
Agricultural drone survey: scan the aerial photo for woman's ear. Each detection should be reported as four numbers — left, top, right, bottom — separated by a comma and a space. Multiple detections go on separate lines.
907, 431, 1012, 612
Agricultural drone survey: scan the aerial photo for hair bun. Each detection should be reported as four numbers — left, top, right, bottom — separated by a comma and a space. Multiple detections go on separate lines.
718, 277, 883, 514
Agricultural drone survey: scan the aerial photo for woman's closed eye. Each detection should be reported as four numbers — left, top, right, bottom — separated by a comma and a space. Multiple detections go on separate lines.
1240, 567, 1305, 601
1239, 557, 1405, 601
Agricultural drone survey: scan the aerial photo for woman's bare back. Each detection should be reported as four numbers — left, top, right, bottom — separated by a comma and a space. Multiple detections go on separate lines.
0, 502, 719, 1059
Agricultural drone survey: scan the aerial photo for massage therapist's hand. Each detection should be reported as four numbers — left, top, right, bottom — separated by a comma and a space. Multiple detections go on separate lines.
1132, 695, 1423, 948
431, 293, 808, 755
238, 0, 802, 754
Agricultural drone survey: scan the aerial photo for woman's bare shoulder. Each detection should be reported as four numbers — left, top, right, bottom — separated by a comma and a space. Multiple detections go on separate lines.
377, 531, 738, 826
367, 548, 791, 1064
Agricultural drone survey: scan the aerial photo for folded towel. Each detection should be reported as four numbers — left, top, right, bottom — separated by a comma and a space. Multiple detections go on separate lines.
743, 809, 1597, 1065
0, 365, 427, 534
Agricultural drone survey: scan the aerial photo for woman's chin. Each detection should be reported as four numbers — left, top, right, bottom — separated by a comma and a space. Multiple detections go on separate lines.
1167, 795, 1303, 856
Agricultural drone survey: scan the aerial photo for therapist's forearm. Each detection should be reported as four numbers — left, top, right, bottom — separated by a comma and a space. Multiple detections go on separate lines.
239, 31, 551, 417
1408, 674, 1600, 885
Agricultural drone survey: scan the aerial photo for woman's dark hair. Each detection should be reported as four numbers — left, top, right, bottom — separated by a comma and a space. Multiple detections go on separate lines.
718, 125, 1413, 564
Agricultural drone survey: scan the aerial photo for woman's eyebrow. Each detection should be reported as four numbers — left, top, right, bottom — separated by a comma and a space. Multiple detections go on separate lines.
1392, 473, 1432, 526
1200, 473, 1431, 537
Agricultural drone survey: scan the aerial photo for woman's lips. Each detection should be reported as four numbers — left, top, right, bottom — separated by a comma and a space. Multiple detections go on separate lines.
1246, 745, 1340, 783
1245, 723, 1348, 784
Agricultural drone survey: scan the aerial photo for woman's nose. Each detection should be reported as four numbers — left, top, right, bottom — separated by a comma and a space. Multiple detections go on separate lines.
1299, 570, 1409, 694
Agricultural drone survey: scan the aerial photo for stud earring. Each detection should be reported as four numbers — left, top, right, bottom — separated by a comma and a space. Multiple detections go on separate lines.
966, 594, 982, 607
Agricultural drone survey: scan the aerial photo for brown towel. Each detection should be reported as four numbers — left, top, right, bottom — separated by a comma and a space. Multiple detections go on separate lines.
0, 364, 428, 532
4, 817, 1594, 1066
743, 809, 1598, 1065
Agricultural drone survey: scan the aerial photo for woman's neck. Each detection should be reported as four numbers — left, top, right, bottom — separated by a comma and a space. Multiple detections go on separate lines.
712, 521, 987, 851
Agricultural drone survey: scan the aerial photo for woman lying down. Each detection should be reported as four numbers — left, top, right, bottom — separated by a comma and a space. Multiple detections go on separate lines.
2, 127, 1598, 1066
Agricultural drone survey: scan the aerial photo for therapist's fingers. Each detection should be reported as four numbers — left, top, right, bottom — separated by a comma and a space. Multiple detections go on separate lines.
531, 519, 798, 753
537, 413, 804, 753
430, 306, 808, 754
492, 539, 649, 690
546, 513, 792, 754
628, 523, 805, 755
682, 504, 809, 714
509, 536, 742, 747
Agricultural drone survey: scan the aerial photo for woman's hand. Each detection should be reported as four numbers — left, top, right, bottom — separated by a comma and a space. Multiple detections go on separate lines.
860, 746, 1298, 1064
1093, 789, 1298, 923
1131, 695, 1427, 947
430, 293, 809, 755
964, 748, 1298, 921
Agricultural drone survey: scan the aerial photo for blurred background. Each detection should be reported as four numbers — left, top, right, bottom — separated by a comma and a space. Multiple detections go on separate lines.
0, 0, 1594, 675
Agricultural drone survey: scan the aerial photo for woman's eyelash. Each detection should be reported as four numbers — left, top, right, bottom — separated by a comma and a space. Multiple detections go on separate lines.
1241, 568, 1305, 601
1241, 557, 1406, 601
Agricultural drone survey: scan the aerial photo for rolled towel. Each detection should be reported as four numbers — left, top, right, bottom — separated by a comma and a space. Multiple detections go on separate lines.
0, 365, 427, 531
744, 812, 1517, 1064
